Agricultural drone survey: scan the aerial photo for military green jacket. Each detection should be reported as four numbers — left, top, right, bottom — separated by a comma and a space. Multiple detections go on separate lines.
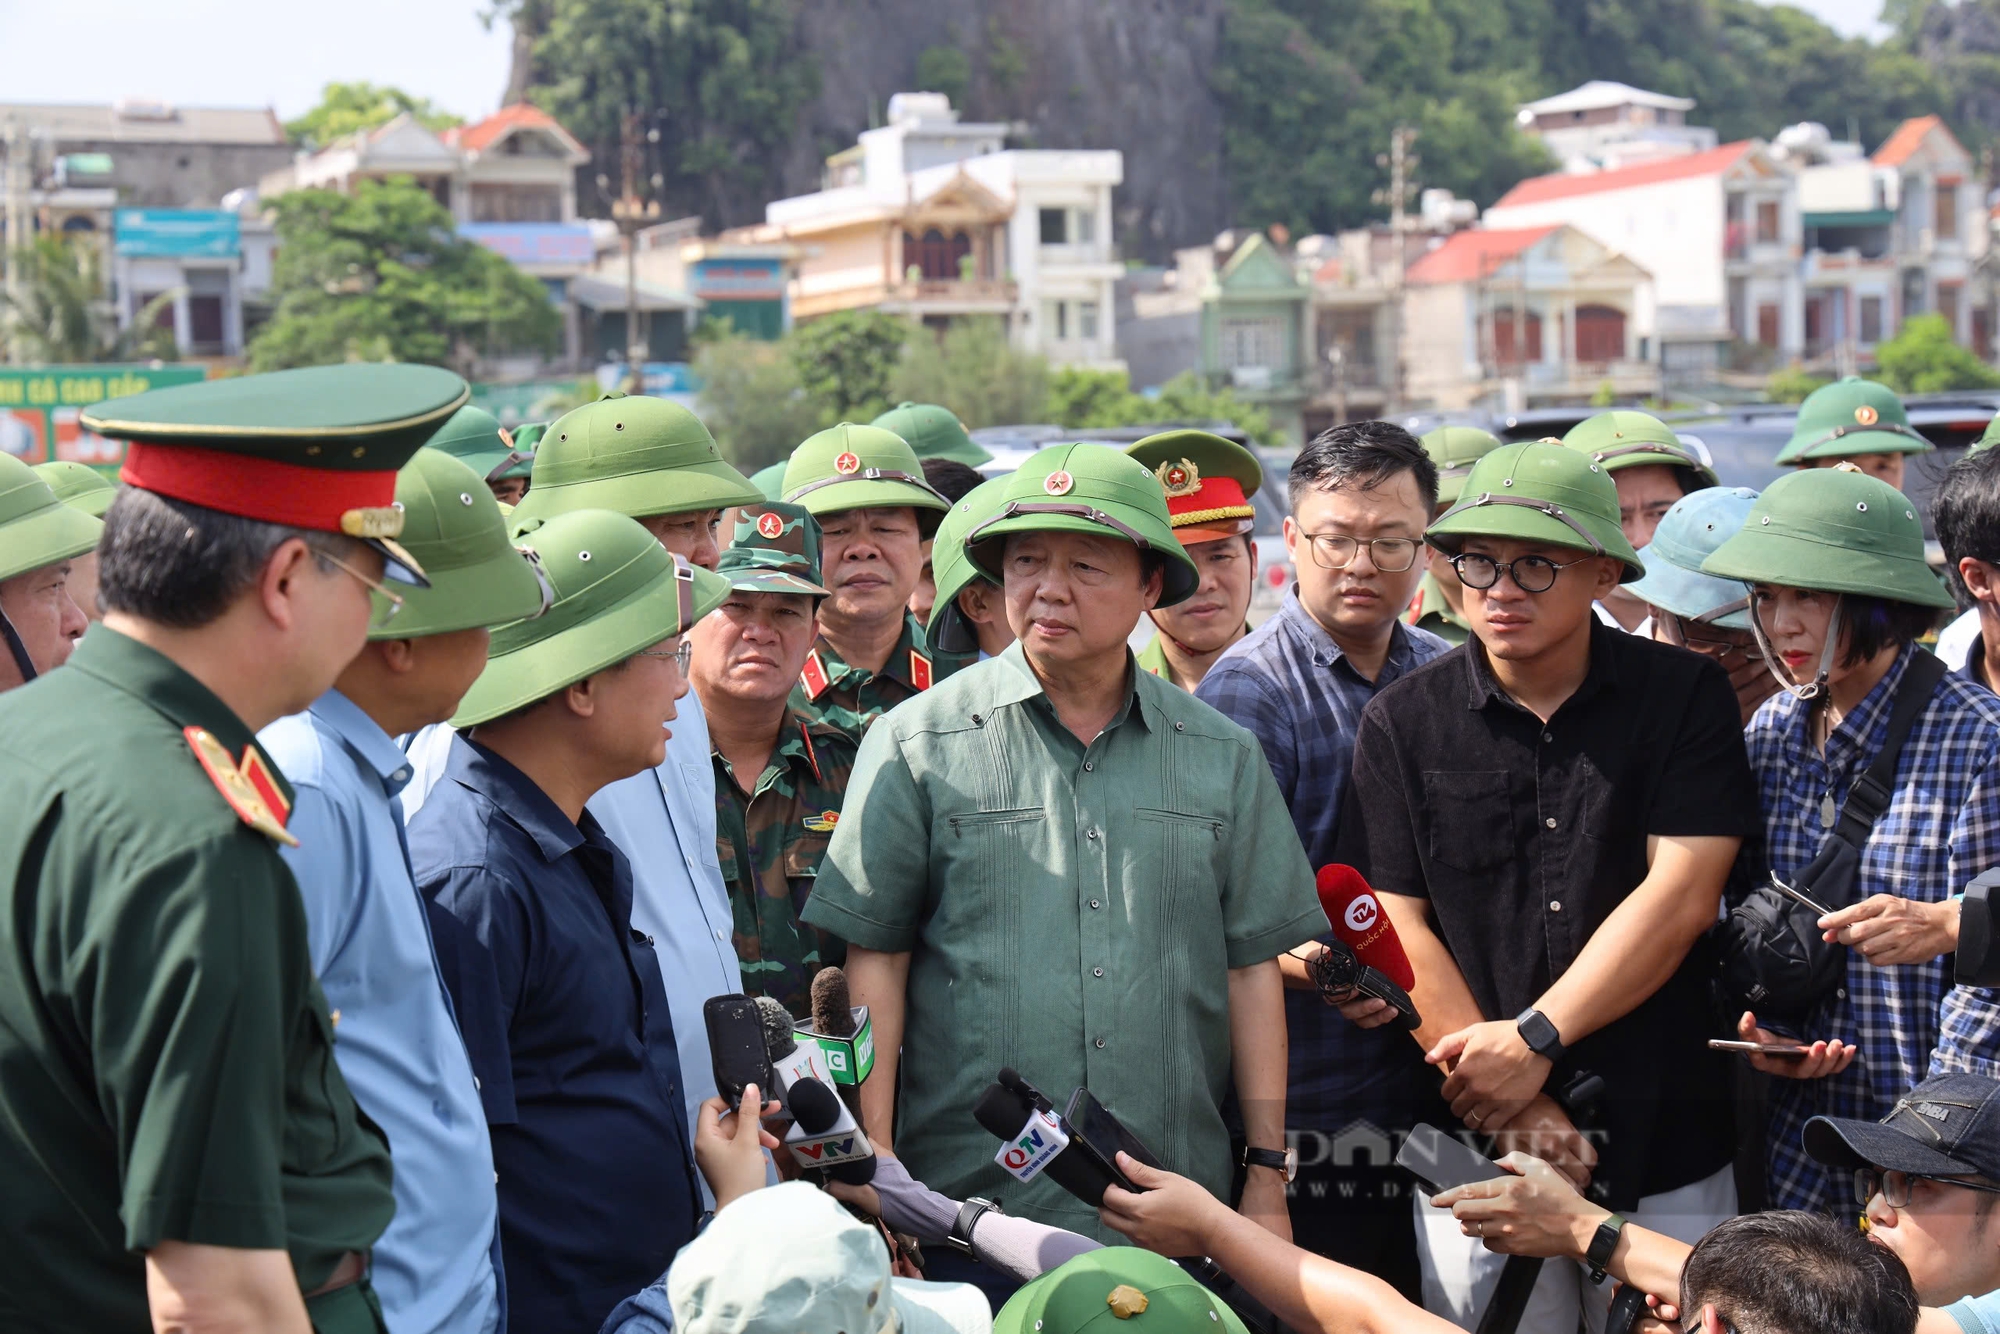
1404, 571, 1470, 646
801, 644, 1326, 1240
0, 629, 393, 1331
791, 612, 969, 739
714, 708, 859, 1017
1136, 625, 1250, 692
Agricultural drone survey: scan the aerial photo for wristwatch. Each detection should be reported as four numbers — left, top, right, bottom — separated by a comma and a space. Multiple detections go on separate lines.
1585, 1212, 1627, 1284
1515, 1007, 1567, 1064
946, 1197, 1001, 1256
1240, 1145, 1299, 1183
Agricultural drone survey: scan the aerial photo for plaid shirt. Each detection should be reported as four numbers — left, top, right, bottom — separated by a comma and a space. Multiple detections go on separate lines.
1747, 645, 2000, 1214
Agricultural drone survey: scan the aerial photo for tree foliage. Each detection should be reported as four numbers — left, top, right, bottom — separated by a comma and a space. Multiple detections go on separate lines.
788, 310, 910, 423
284, 82, 462, 149
890, 318, 1049, 430
248, 178, 560, 374
1049, 368, 1283, 448
0, 237, 177, 363
693, 330, 823, 471
1875, 314, 2000, 394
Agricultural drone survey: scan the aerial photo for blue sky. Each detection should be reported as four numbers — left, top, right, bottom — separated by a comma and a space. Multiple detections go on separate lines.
0, 0, 1888, 124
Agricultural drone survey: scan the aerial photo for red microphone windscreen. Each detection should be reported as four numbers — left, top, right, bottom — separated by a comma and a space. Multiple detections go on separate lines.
1316, 864, 1415, 991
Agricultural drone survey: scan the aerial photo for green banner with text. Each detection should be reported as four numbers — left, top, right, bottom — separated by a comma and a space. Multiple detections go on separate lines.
0, 365, 208, 471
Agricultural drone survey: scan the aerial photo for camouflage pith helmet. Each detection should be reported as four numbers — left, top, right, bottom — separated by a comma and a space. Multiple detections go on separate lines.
372, 449, 551, 639
927, 475, 1012, 654
424, 405, 535, 484
715, 501, 829, 597
1626, 486, 1759, 629
750, 460, 789, 502
1701, 466, 1952, 608
964, 442, 1199, 606
1562, 410, 1720, 488
1421, 425, 1505, 507
0, 453, 101, 582
512, 392, 763, 525
1774, 377, 1932, 464
781, 422, 950, 537
1124, 429, 1262, 544
31, 460, 118, 518
871, 401, 993, 468
1426, 440, 1644, 582
453, 508, 733, 726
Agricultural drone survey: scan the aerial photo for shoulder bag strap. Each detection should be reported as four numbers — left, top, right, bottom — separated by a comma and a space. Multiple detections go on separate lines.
1833, 649, 1948, 847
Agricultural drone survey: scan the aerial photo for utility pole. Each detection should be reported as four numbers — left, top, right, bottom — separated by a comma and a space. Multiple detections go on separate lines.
1373, 125, 1419, 416
609, 107, 661, 394
4, 117, 28, 366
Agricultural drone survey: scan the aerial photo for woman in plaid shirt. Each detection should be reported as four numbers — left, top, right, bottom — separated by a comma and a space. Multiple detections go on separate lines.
1702, 466, 2000, 1215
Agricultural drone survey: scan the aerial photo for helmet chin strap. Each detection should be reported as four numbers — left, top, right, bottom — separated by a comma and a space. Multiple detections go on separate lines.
1747, 591, 1843, 702
0, 605, 38, 685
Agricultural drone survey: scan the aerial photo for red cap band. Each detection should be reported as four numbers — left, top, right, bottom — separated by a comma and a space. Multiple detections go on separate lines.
1164, 475, 1252, 521
120, 441, 398, 533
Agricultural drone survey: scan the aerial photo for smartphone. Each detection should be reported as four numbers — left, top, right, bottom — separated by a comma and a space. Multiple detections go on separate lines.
1064, 1087, 1162, 1190
1395, 1122, 1508, 1196
703, 994, 775, 1108
1708, 1039, 1813, 1059
1770, 871, 1834, 920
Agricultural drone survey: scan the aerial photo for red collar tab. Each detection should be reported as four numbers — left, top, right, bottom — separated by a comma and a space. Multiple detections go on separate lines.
121, 440, 402, 536
800, 648, 832, 700
909, 648, 933, 691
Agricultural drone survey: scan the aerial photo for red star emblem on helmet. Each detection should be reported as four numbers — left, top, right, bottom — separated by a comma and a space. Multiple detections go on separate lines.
1854, 404, 1879, 427
756, 511, 784, 539
834, 451, 862, 475
1044, 469, 1075, 496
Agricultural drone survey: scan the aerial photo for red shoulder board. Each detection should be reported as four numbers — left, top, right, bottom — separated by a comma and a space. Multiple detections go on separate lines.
184, 726, 299, 847
1403, 589, 1424, 625
238, 744, 292, 823
909, 649, 933, 692
800, 648, 832, 701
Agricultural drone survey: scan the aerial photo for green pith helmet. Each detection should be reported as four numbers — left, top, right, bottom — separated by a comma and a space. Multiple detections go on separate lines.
750, 461, 789, 502
715, 501, 829, 597
511, 392, 762, 526
1426, 439, 1645, 583
1124, 428, 1262, 543
1774, 377, 1932, 464
0, 453, 101, 582
423, 405, 535, 484
927, 475, 1012, 654
1701, 466, 1952, 609
31, 460, 117, 518
1421, 425, 1505, 506
870, 401, 994, 468
1626, 486, 1759, 629
507, 421, 548, 477
452, 508, 732, 726
1973, 414, 2000, 456
993, 1247, 1251, 1334
372, 449, 551, 640
1562, 410, 1721, 488
781, 422, 950, 536
964, 442, 1198, 605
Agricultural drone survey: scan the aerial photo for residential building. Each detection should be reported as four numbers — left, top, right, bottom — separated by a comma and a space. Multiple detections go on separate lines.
1401, 224, 1658, 411
1516, 82, 1718, 172
111, 208, 246, 359
1202, 233, 1312, 442
1483, 140, 1799, 385
729, 93, 1124, 369
1871, 116, 1988, 351
0, 100, 292, 221
1785, 123, 1899, 372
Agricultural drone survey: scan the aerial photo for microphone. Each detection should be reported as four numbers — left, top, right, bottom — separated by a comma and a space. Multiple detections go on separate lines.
809, 967, 869, 1133
1318, 863, 1414, 989
755, 996, 876, 1185
972, 1069, 1143, 1207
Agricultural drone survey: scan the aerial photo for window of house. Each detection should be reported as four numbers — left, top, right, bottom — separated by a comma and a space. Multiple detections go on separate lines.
1048, 301, 1069, 340
1757, 303, 1780, 349
1039, 208, 1067, 245
1937, 182, 1959, 241
1860, 295, 1884, 344
1078, 300, 1100, 342
1756, 200, 1780, 244
1222, 317, 1283, 369
1939, 281, 1962, 336
1075, 210, 1096, 245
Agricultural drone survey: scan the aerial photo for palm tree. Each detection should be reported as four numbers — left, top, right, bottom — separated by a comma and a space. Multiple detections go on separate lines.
1, 236, 178, 363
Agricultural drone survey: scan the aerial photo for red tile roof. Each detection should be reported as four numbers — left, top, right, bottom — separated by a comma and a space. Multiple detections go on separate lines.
1491, 141, 1756, 209
1872, 115, 1964, 168
450, 103, 575, 155
1405, 226, 1559, 285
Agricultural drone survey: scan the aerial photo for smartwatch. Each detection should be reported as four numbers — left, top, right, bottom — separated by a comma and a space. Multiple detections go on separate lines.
1240, 1145, 1299, 1183
1585, 1212, 1627, 1284
947, 1197, 1001, 1256
1515, 1007, 1566, 1064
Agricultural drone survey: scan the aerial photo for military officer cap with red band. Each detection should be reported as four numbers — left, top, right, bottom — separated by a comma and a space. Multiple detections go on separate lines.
1124, 428, 1265, 546
81, 363, 472, 586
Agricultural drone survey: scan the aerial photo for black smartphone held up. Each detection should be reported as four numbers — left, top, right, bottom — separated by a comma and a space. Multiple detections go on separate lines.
703, 994, 775, 1109
1395, 1122, 1508, 1197
1064, 1087, 1162, 1192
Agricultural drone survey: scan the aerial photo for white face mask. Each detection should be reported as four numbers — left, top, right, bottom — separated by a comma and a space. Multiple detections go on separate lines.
1747, 589, 1844, 702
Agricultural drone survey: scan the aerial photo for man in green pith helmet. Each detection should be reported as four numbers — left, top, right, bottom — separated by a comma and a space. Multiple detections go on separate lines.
1404, 425, 1503, 645
1, 454, 100, 687
1774, 376, 1932, 492
32, 459, 115, 624
690, 500, 858, 1016
927, 475, 1017, 661
872, 400, 995, 467
781, 421, 954, 736
0, 362, 460, 1332
1561, 409, 1720, 632
802, 442, 1326, 1277
1124, 429, 1261, 691
424, 403, 537, 506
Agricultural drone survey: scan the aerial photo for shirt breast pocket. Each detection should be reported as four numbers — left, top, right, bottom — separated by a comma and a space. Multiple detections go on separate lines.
1422, 770, 1513, 874
785, 833, 831, 914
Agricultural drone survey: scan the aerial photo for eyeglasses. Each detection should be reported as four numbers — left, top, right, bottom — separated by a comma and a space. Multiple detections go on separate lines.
637, 640, 693, 675
321, 551, 404, 628
1449, 551, 1592, 594
1655, 612, 1751, 658
1300, 533, 1421, 573
1855, 1167, 2000, 1209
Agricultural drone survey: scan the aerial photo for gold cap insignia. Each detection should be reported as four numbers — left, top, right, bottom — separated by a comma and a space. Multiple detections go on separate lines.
1044, 469, 1075, 496
340, 505, 406, 539
1106, 1285, 1150, 1319
757, 511, 785, 539
834, 451, 862, 475
1154, 457, 1202, 498
1855, 404, 1880, 426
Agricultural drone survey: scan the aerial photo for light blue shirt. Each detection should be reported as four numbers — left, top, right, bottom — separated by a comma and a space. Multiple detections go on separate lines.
1952, 1289, 2000, 1334
260, 691, 500, 1334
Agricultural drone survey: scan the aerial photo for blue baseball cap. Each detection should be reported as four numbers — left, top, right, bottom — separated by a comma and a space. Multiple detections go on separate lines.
1627, 487, 1759, 630
1804, 1072, 2000, 1182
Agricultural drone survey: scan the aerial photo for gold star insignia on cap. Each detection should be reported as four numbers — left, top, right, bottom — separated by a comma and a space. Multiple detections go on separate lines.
1855, 405, 1879, 426
834, 451, 862, 475
1044, 469, 1074, 496
757, 511, 784, 538
1155, 457, 1202, 498
340, 504, 406, 540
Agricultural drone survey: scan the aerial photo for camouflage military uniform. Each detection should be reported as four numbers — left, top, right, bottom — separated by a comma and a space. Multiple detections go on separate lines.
1404, 572, 1470, 646
791, 612, 957, 737
713, 713, 859, 1016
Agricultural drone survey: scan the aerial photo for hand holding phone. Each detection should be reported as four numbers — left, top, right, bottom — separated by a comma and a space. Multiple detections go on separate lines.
1395, 1122, 1507, 1198
1707, 1039, 1812, 1059
703, 994, 775, 1109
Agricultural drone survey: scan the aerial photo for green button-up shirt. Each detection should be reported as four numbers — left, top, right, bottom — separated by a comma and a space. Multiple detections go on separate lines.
0, 629, 394, 1331
790, 612, 972, 740
801, 642, 1324, 1239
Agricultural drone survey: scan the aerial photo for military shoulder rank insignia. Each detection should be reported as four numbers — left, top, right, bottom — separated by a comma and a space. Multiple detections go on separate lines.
184, 727, 300, 846
909, 649, 933, 691
800, 648, 832, 700
1154, 457, 1202, 497
802, 810, 840, 833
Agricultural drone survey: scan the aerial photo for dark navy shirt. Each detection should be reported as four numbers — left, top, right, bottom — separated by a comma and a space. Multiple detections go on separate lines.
408, 735, 701, 1334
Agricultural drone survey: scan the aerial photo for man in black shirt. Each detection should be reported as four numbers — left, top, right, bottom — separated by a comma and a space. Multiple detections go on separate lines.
1336, 441, 1752, 1332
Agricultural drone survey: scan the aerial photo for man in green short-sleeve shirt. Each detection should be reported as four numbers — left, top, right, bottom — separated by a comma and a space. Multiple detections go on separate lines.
0, 365, 458, 1333
802, 443, 1326, 1249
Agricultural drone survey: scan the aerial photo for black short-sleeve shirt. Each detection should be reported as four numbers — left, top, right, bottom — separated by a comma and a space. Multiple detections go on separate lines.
1335, 622, 1755, 1206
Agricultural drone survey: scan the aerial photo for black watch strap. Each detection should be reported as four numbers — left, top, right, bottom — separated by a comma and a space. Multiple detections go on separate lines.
1516, 1007, 1567, 1063
1586, 1213, 1626, 1284
1240, 1146, 1293, 1181
948, 1197, 1000, 1256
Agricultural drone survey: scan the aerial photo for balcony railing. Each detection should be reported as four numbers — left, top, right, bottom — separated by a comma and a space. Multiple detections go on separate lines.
888, 277, 1017, 304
